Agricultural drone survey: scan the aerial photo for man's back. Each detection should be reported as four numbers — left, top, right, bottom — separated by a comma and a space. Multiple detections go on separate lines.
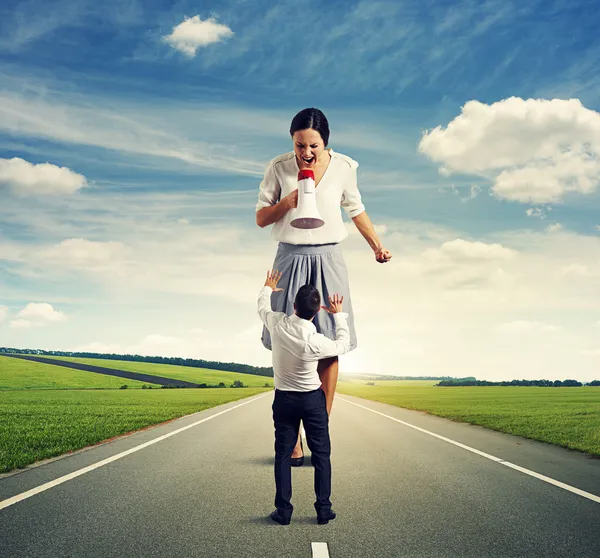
257, 286, 351, 391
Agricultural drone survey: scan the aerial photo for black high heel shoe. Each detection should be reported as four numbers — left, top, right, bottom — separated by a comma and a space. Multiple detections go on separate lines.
291, 439, 304, 467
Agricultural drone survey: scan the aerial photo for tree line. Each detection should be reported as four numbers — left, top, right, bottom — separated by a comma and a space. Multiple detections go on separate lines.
436, 379, 599, 387
0, 347, 274, 377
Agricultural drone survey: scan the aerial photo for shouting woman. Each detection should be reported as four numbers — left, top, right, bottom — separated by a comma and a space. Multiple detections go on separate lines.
256, 107, 391, 465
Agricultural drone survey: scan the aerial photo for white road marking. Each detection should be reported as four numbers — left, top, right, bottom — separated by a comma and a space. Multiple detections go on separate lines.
0, 392, 272, 512
338, 396, 600, 505
311, 542, 330, 557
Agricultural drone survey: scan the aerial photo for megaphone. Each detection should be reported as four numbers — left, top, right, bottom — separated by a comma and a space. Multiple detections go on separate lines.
290, 169, 325, 229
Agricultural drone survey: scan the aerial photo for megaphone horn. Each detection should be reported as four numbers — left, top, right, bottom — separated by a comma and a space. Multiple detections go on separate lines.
290, 169, 325, 229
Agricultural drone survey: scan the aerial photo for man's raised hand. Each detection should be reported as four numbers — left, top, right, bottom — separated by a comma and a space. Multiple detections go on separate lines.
265, 269, 284, 292
321, 293, 344, 314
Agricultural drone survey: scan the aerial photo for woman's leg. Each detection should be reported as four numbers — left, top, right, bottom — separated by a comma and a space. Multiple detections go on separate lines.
291, 356, 339, 457
292, 432, 303, 458
317, 356, 339, 416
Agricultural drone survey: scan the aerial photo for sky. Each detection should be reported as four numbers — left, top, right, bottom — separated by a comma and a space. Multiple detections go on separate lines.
1, 0, 600, 382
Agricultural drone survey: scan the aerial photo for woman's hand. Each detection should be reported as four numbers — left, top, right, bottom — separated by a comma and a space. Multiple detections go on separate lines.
374, 247, 392, 264
282, 189, 298, 210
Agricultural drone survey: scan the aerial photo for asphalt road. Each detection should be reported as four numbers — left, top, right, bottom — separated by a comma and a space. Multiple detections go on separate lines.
1, 391, 599, 557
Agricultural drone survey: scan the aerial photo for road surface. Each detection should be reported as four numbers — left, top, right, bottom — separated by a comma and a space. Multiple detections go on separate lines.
1, 392, 599, 557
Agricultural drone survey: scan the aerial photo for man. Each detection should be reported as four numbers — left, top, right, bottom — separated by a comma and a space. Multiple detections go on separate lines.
258, 269, 351, 525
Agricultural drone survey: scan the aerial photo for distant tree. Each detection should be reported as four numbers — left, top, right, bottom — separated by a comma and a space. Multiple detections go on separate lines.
366, 381, 375, 386
562, 379, 582, 387
231, 380, 245, 388
587, 380, 600, 386
120, 385, 128, 389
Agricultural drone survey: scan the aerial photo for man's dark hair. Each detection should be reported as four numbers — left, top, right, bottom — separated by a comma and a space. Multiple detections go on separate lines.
290, 108, 330, 146
294, 284, 321, 320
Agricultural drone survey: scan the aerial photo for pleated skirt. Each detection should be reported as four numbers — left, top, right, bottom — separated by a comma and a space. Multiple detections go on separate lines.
261, 242, 357, 352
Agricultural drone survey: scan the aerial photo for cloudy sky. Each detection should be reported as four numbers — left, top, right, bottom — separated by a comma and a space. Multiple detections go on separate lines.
1, 0, 600, 382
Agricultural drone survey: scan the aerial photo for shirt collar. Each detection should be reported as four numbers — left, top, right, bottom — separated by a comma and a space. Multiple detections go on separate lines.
289, 313, 317, 332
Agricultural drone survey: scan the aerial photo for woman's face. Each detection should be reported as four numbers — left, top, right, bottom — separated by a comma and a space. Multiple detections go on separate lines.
292, 128, 327, 169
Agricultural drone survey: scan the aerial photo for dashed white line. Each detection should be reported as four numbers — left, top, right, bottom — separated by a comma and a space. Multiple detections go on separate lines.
338, 396, 600, 505
311, 542, 330, 557
0, 392, 271, 512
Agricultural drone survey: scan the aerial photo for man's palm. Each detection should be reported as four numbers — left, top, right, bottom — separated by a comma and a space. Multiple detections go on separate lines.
322, 294, 343, 313
265, 269, 283, 291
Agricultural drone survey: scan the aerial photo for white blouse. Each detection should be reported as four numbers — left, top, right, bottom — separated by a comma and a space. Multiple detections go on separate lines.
255, 148, 366, 245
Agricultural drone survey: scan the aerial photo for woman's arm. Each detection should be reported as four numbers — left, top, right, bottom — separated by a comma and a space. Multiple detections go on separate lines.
256, 191, 297, 228
351, 211, 392, 263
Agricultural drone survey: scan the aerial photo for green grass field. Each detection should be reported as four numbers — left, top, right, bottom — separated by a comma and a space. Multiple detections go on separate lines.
0, 355, 274, 473
0, 388, 270, 473
0, 357, 154, 390
30, 355, 273, 387
338, 380, 600, 456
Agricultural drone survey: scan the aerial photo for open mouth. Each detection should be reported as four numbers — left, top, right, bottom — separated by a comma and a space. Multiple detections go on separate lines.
302, 156, 315, 165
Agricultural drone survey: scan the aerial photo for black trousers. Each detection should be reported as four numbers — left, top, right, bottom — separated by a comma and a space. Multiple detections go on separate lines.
272, 387, 332, 520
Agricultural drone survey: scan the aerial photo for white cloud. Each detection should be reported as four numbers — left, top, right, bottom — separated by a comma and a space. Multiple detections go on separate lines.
0, 306, 8, 322
419, 97, 600, 203
39, 238, 128, 272
163, 16, 234, 57
526, 207, 550, 219
496, 320, 561, 333
562, 263, 591, 276
433, 239, 515, 261
9, 319, 35, 329
450, 183, 481, 202
10, 302, 66, 328
546, 223, 563, 232
0, 158, 87, 196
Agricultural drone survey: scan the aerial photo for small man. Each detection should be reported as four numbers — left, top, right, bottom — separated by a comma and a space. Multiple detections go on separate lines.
258, 269, 351, 525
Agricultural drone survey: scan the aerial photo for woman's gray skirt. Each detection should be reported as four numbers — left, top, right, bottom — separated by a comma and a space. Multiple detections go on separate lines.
261, 242, 357, 352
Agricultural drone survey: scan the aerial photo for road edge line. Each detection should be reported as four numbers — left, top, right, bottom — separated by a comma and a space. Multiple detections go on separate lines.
338, 396, 600, 505
0, 391, 272, 511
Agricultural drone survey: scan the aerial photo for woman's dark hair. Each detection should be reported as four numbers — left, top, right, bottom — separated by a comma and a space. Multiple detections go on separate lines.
290, 108, 330, 146
295, 284, 321, 320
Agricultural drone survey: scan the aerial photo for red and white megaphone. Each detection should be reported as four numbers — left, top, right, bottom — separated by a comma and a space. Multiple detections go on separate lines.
290, 169, 324, 229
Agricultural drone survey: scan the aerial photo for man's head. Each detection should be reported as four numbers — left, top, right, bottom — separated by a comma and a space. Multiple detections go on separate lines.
294, 284, 321, 320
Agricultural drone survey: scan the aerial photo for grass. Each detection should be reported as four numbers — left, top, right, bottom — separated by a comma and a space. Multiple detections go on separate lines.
27, 355, 273, 387
0, 356, 154, 390
0, 388, 270, 473
337, 380, 600, 456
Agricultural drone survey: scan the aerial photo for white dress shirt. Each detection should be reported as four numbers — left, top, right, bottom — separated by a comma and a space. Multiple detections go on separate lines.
257, 286, 351, 391
255, 149, 366, 245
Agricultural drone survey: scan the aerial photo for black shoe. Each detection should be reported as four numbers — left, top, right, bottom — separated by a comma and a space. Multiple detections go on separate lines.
290, 439, 304, 467
270, 510, 291, 525
317, 510, 336, 525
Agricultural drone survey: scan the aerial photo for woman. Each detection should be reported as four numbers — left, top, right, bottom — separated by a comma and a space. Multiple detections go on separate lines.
256, 107, 391, 465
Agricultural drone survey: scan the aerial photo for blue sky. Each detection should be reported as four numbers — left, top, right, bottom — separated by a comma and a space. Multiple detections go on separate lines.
2, 0, 600, 381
